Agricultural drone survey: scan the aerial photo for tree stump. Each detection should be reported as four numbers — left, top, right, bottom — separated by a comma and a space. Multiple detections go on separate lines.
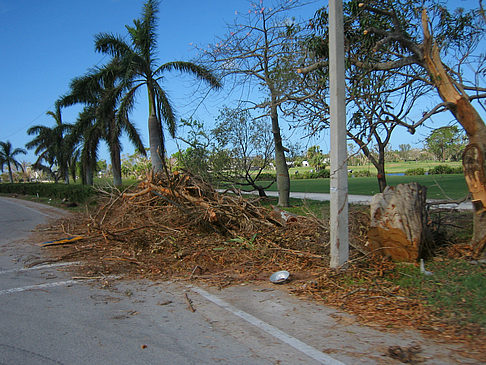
368, 183, 430, 262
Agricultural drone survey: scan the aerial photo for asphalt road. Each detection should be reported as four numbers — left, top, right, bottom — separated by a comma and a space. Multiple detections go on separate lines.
0, 197, 476, 364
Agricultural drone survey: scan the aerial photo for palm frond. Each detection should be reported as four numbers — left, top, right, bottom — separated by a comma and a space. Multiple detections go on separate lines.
155, 61, 222, 89
119, 114, 146, 155
95, 33, 133, 59
153, 82, 176, 137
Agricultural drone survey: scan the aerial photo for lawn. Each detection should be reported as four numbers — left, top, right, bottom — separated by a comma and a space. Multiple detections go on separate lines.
287, 160, 462, 175
260, 174, 468, 200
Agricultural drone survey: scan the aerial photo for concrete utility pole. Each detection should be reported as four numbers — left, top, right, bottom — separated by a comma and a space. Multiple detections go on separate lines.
329, 0, 349, 268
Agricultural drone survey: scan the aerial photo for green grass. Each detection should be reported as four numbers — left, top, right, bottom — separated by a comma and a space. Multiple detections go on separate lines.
347, 160, 462, 174
390, 260, 486, 329
256, 196, 330, 219
259, 174, 468, 199
287, 160, 462, 174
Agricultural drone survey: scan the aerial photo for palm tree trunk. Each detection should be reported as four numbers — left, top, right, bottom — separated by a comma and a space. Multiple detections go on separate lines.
64, 167, 70, 184
111, 143, 122, 186
147, 88, 165, 173
86, 165, 94, 186
7, 162, 14, 183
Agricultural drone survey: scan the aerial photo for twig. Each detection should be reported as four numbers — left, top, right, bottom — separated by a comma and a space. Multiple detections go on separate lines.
341, 288, 367, 298
190, 265, 202, 279
184, 293, 196, 312
264, 238, 324, 258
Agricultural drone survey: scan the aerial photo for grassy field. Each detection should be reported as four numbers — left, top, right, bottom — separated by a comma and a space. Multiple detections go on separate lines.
288, 160, 462, 175
261, 174, 468, 199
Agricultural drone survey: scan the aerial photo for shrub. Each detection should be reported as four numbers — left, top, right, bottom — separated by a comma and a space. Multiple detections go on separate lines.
405, 168, 426, 176
310, 169, 330, 179
428, 165, 462, 175
351, 170, 373, 177
254, 172, 275, 181
291, 169, 330, 179
0, 183, 94, 203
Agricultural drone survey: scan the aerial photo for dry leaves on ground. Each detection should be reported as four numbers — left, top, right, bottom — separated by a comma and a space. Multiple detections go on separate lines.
39, 171, 486, 362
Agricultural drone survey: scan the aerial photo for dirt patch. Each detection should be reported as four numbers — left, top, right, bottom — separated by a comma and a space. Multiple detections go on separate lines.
33, 172, 486, 363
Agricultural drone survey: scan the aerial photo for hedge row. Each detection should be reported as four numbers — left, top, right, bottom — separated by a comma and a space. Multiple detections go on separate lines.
405, 165, 463, 176
0, 183, 94, 202
292, 169, 331, 179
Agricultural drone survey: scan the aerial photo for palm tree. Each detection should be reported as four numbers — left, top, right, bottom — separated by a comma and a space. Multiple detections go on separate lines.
26, 105, 74, 183
94, 0, 221, 172
71, 106, 102, 186
59, 58, 145, 186
0, 141, 27, 183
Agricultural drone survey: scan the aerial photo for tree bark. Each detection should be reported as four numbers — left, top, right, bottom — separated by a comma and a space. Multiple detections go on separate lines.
270, 99, 290, 207
111, 143, 122, 186
147, 87, 165, 173
63, 167, 70, 184
376, 169, 387, 193
368, 183, 430, 262
421, 10, 486, 256
7, 162, 13, 183
86, 165, 94, 186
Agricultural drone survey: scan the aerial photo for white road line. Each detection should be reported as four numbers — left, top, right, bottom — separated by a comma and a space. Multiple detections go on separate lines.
0, 261, 81, 275
0, 276, 119, 296
191, 286, 346, 365
0, 279, 87, 296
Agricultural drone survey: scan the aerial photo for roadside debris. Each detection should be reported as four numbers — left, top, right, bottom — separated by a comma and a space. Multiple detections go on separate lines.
387, 343, 424, 364
185, 293, 196, 312
38, 171, 485, 361
40, 235, 84, 247
419, 259, 433, 276
269, 270, 290, 284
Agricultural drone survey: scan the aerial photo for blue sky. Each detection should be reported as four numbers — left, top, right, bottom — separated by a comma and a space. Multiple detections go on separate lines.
0, 0, 479, 166
1, 0, 262, 163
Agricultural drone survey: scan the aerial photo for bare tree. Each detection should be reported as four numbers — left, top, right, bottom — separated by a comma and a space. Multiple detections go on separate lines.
212, 107, 275, 197
288, 48, 428, 192
198, 0, 314, 206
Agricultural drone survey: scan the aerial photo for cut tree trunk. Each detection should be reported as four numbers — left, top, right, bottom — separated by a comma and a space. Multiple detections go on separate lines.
368, 183, 430, 262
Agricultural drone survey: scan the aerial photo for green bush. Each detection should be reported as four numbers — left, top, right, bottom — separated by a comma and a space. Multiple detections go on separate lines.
0, 183, 94, 203
291, 171, 306, 180
351, 170, 373, 177
291, 169, 330, 180
310, 169, 330, 179
428, 165, 462, 175
254, 172, 276, 181
405, 168, 426, 176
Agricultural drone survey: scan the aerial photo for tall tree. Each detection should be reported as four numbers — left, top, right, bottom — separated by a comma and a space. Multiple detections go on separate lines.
198, 0, 311, 206
59, 59, 145, 186
26, 106, 74, 184
0, 141, 26, 183
70, 106, 102, 185
94, 0, 221, 173
306, 0, 486, 255
425, 126, 466, 162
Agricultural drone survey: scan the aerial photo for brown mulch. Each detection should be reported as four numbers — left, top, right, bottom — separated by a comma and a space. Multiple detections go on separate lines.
37, 171, 486, 362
